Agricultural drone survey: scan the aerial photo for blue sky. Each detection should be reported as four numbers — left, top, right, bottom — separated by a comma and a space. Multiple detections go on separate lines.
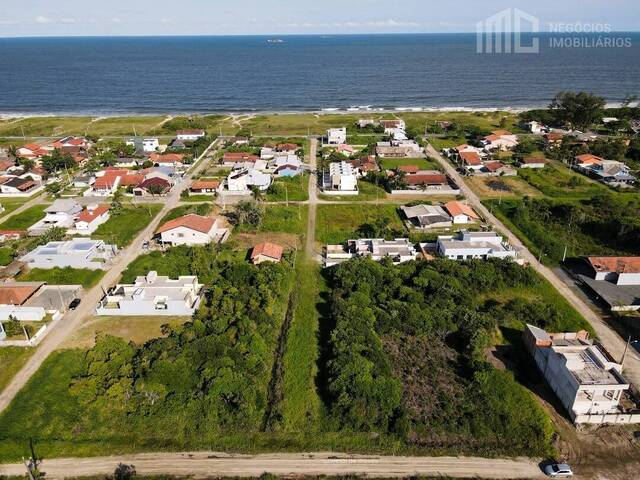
1, 0, 639, 37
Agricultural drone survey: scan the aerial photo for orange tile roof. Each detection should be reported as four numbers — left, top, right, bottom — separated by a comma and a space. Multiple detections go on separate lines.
444, 201, 479, 219
587, 257, 640, 274
251, 242, 284, 261
157, 214, 217, 235
405, 174, 447, 186
398, 165, 419, 173
522, 157, 547, 164
150, 152, 185, 163
276, 143, 299, 151
0, 283, 44, 305
484, 161, 506, 172
576, 154, 604, 165
223, 152, 259, 162
459, 151, 482, 165
191, 180, 220, 190
77, 205, 110, 223
492, 129, 513, 136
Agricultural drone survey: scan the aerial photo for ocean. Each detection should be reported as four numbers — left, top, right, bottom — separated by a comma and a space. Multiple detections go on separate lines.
0, 33, 639, 115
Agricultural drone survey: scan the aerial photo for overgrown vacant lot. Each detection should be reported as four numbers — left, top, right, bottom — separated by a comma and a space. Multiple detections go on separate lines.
316, 204, 404, 244
321, 258, 591, 457
487, 193, 640, 265
0, 205, 47, 230
93, 204, 162, 247
378, 157, 440, 171
467, 176, 543, 200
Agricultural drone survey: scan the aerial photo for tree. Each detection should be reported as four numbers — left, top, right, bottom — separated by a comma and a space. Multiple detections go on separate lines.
45, 182, 62, 196
113, 463, 137, 480
548, 91, 606, 130
7, 145, 19, 162
18, 158, 35, 171
41, 149, 75, 173
250, 185, 263, 201
111, 189, 125, 214
225, 200, 263, 228
146, 183, 167, 196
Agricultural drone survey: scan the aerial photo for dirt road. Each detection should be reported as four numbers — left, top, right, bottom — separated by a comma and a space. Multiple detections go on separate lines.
305, 138, 319, 258
0, 451, 546, 479
0, 139, 219, 414
425, 143, 640, 387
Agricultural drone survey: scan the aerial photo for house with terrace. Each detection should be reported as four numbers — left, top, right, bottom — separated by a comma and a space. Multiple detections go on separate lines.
324, 238, 418, 267
95, 271, 203, 316
27, 199, 83, 236
20, 238, 117, 270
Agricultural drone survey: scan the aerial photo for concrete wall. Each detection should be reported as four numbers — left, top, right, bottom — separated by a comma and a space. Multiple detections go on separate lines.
0, 305, 46, 321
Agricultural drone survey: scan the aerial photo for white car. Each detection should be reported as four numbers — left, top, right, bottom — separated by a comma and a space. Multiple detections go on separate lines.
544, 463, 573, 477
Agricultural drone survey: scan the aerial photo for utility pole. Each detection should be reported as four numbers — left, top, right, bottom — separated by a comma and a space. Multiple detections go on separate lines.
562, 245, 568, 263
538, 249, 544, 264
621, 336, 631, 368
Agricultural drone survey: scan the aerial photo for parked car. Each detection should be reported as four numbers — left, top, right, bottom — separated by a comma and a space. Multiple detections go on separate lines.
69, 298, 81, 310
544, 463, 573, 477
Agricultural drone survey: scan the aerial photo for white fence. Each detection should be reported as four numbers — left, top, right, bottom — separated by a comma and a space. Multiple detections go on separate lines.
574, 413, 640, 425
0, 315, 60, 348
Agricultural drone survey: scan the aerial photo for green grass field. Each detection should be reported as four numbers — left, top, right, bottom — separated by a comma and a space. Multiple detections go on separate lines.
280, 257, 324, 432
316, 204, 405, 244
160, 203, 214, 224
265, 175, 310, 202
85, 116, 168, 137
319, 179, 388, 202
93, 204, 162, 247
0, 200, 31, 219
517, 161, 610, 199
258, 205, 309, 235
0, 247, 14, 266
378, 157, 441, 171
0, 348, 34, 394
18, 267, 105, 289
0, 205, 47, 230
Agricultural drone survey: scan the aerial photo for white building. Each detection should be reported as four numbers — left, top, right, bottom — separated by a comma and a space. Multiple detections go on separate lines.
28, 199, 83, 236
524, 324, 630, 423
436, 230, 518, 261
326, 127, 347, 145
176, 129, 205, 141
126, 137, 160, 153
95, 271, 203, 316
72, 204, 111, 235
321, 161, 358, 194
482, 130, 519, 151
226, 168, 272, 192
156, 214, 226, 246
324, 238, 418, 267
20, 238, 117, 270
525, 121, 548, 134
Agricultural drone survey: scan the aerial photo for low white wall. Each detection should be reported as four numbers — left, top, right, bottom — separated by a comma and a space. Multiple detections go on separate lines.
0, 305, 46, 321
390, 188, 461, 196
574, 413, 640, 424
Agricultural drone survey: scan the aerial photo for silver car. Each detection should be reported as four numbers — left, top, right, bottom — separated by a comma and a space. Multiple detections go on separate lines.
544, 463, 573, 477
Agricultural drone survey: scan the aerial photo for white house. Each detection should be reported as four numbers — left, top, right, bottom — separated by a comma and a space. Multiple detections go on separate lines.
324, 238, 418, 268
28, 199, 83, 236
326, 127, 347, 145
126, 137, 160, 153
176, 129, 205, 141
156, 214, 226, 246
226, 168, 272, 192
525, 121, 548, 134
436, 230, 518, 261
20, 238, 117, 270
443, 201, 480, 224
524, 324, 630, 423
72, 204, 110, 235
321, 161, 358, 194
482, 130, 519, 151
518, 158, 547, 169
95, 271, 203, 316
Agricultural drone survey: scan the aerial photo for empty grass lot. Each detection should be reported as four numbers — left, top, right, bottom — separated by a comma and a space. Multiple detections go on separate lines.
0, 205, 47, 230
259, 204, 309, 236
319, 179, 388, 202
93, 204, 162, 247
62, 315, 191, 349
316, 204, 404, 244
0, 347, 34, 394
160, 203, 214, 224
517, 161, 610, 199
378, 157, 441, 171
280, 256, 324, 432
18, 267, 105, 289
265, 174, 310, 202
466, 176, 543, 200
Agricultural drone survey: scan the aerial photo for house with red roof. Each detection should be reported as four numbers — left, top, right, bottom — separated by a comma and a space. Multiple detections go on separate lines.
443, 201, 480, 224
133, 176, 172, 197
190, 179, 221, 195
251, 242, 284, 265
518, 157, 547, 169
482, 161, 517, 176
17, 143, 51, 160
51, 136, 92, 150
482, 130, 519, 151
156, 214, 226, 246
73, 204, 110, 235
90, 170, 145, 196
348, 155, 379, 177
459, 151, 484, 172
149, 152, 185, 166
